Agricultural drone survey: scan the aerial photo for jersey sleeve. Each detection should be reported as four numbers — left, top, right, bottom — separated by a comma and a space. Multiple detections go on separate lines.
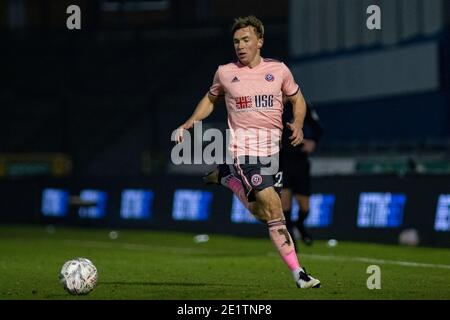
209, 67, 225, 97
281, 63, 300, 97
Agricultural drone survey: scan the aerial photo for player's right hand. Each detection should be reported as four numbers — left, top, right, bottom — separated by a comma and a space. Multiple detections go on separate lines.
175, 120, 195, 144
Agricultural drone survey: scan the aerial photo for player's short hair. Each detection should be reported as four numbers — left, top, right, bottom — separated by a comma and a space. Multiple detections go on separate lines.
231, 15, 264, 39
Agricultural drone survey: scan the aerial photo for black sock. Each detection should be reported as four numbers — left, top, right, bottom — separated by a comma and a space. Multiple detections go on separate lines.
283, 210, 293, 233
283, 209, 298, 251
296, 210, 309, 234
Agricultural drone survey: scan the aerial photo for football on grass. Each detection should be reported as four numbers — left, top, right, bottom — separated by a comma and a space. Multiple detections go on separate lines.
59, 258, 98, 295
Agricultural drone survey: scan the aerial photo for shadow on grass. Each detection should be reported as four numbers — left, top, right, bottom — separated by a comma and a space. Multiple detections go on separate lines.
100, 281, 245, 287
41, 282, 251, 298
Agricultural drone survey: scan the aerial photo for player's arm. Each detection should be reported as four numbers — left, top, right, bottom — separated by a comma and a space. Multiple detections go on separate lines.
286, 91, 307, 147
175, 93, 219, 143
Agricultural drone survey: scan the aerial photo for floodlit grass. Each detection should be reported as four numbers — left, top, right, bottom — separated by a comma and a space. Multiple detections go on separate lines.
0, 225, 449, 300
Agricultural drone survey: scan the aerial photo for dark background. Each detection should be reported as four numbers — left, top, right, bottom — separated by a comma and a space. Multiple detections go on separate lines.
0, 0, 449, 246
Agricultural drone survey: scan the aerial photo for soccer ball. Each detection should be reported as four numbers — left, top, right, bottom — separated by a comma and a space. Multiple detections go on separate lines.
59, 258, 98, 295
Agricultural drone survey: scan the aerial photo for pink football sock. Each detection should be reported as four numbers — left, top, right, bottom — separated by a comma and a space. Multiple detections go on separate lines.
225, 176, 251, 210
267, 219, 300, 271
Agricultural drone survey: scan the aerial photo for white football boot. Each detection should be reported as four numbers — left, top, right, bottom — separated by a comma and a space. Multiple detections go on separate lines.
296, 267, 321, 289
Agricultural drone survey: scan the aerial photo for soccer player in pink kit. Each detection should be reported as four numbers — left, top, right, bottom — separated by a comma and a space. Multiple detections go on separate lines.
175, 15, 320, 289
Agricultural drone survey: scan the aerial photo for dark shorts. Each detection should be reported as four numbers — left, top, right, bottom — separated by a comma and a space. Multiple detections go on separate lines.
281, 153, 311, 196
233, 154, 283, 202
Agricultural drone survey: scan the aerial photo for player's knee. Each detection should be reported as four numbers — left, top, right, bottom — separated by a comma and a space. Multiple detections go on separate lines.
254, 213, 268, 223
261, 205, 283, 221
255, 188, 283, 220
269, 210, 283, 220
252, 206, 276, 222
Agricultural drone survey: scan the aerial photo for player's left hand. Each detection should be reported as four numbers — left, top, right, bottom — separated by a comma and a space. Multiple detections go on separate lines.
286, 122, 304, 147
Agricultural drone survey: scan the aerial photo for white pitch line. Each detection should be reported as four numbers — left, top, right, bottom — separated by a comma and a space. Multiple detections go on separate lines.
62, 239, 450, 270
301, 253, 450, 270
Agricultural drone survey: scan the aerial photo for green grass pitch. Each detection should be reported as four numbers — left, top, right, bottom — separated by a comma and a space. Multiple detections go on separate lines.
0, 225, 449, 300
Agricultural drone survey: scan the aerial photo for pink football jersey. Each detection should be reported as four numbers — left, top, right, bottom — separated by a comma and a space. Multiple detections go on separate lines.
209, 58, 300, 158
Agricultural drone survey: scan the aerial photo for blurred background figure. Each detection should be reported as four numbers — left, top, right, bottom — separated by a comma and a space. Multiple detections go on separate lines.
281, 101, 323, 250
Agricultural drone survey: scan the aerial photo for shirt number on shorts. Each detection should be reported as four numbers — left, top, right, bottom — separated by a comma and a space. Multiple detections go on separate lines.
274, 172, 283, 188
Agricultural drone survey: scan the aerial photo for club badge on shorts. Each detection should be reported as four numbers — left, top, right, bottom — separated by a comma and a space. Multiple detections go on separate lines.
251, 174, 263, 186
